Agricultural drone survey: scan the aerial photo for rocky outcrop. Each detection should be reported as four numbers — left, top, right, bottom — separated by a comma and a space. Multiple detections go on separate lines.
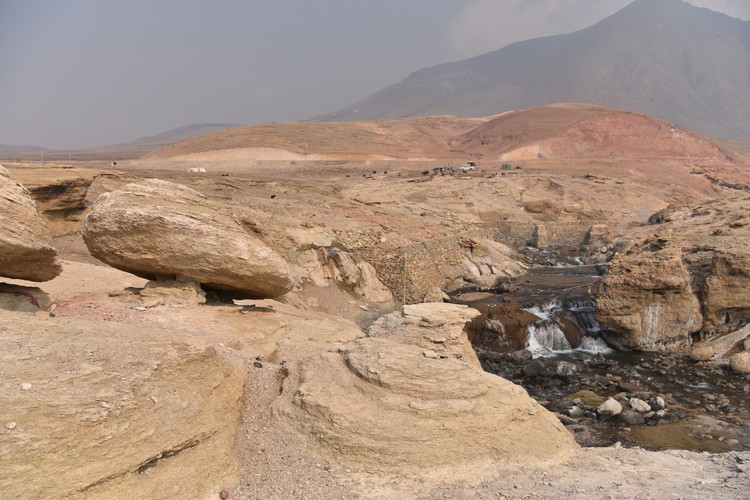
274, 337, 577, 476
0, 312, 244, 499
596, 196, 750, 350
595, 249, 702, 350
367, 302, 481, 367
447, 237, 527, 292
0, 165, 62, 281
296, 247, 393, 303
82, 179, 293, 298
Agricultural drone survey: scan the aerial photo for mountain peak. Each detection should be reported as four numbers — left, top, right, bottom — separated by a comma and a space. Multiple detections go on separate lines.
320, 0, 750, 141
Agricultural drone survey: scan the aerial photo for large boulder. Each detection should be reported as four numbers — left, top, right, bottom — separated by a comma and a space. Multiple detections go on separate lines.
82, 179, 293, 298
0, 312, 244, 499
595, 249, 702, 350
367, 302, 481, 367
275, 337, 577, 475
596, 196, 750, 350
0, 165, 62, 281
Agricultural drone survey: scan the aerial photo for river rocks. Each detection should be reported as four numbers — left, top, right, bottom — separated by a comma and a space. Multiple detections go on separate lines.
296, 247, 393, 303
82, 179, 293, 298
275, 337, 577, 475
0, 165, 62, 281
467, 302, 537, 353
368, 302, 481, 367
595, 249, 702, 350
729, 352, 750, 374
0, 311, 244, 499
620, 410, 646, 426
691, 345, 716, 362
629, 398, 652, 413
598, 397, 623, 417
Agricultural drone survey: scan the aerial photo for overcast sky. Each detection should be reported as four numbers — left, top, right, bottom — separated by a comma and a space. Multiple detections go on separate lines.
1, 0, 748, 149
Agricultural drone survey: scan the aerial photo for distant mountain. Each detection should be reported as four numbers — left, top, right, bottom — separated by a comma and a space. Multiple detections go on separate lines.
123, 123, 242, 149
320, 0, 750, 141
0, 144, 54, 154
0, 124, 242, 161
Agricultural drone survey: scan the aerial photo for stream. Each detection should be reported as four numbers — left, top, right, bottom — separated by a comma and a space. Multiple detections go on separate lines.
455, 252, 750, 453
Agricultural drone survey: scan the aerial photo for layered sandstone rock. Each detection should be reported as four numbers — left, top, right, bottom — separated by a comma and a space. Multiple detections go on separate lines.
0, 312, 244, 499
0, 165, 62, 281
595, 249, 702, 350
368, 302, 481, 367
296, 247, 393, 303
275, 337, 577, 475
596, 196, 750, 350
82, 179, 293, 298
447, 237, 527, 292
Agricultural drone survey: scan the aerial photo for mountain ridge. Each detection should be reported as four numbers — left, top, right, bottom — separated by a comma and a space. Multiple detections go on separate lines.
319, 0, 750, 141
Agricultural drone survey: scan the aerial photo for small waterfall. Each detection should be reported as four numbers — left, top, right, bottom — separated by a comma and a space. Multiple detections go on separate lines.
524, 299, 613, 358
524, 300, 572, 357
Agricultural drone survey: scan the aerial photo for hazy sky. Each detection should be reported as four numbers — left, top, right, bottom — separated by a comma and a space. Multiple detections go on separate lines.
1, 0, 748, 149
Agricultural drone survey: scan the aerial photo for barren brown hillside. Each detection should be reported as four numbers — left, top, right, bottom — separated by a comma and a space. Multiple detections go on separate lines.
144, 116, 487, 161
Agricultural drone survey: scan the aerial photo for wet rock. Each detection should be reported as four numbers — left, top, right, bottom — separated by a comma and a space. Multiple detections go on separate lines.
554, 361, 578, 378
597, 397, 623, 417
690, 345, 715, 362
729, 352, 750, 374
82, 179, 293, 299
0, 166, 62, 282
568, 406, 585, 418
649, 396, 666, 411
523, 359, 547, 377
619, 410, 646, 425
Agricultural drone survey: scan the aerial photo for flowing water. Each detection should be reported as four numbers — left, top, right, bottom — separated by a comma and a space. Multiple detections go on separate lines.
456, 253, 750, 453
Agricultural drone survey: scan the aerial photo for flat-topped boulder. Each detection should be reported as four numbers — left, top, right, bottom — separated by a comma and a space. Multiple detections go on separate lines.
82, 179, 293, 298
0, 165, 62, 281
275, 337, 577, 475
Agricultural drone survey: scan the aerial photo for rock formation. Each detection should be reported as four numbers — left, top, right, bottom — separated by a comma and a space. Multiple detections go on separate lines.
0, 165, 62, 281
275, 336, 577, 476
595, 248, 702, 350
596, 196, 750, 350
367, 302, 481, 367
0, 312, 244, 499
296, 247, 393, 304
82, 179, 293, 298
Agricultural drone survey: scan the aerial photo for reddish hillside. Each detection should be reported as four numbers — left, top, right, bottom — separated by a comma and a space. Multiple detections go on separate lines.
453, 103, 729, 161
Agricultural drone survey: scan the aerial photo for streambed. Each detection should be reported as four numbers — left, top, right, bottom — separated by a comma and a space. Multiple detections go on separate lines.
456, 259, 750, 453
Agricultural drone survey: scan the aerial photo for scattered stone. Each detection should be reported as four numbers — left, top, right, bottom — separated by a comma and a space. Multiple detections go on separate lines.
554, 361, 578, 378
729, 352, 750, 374
422, 286, 450, 303
19, 383, 31, 391
568, 406, 585, 418
253, 361, 264, 368
629, 398, 652, 413
6, 422, 17, 430
597, 398, 623, 417
619, 410, 646, 426
690, 345, 715, 362
649, 396, 666, 411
